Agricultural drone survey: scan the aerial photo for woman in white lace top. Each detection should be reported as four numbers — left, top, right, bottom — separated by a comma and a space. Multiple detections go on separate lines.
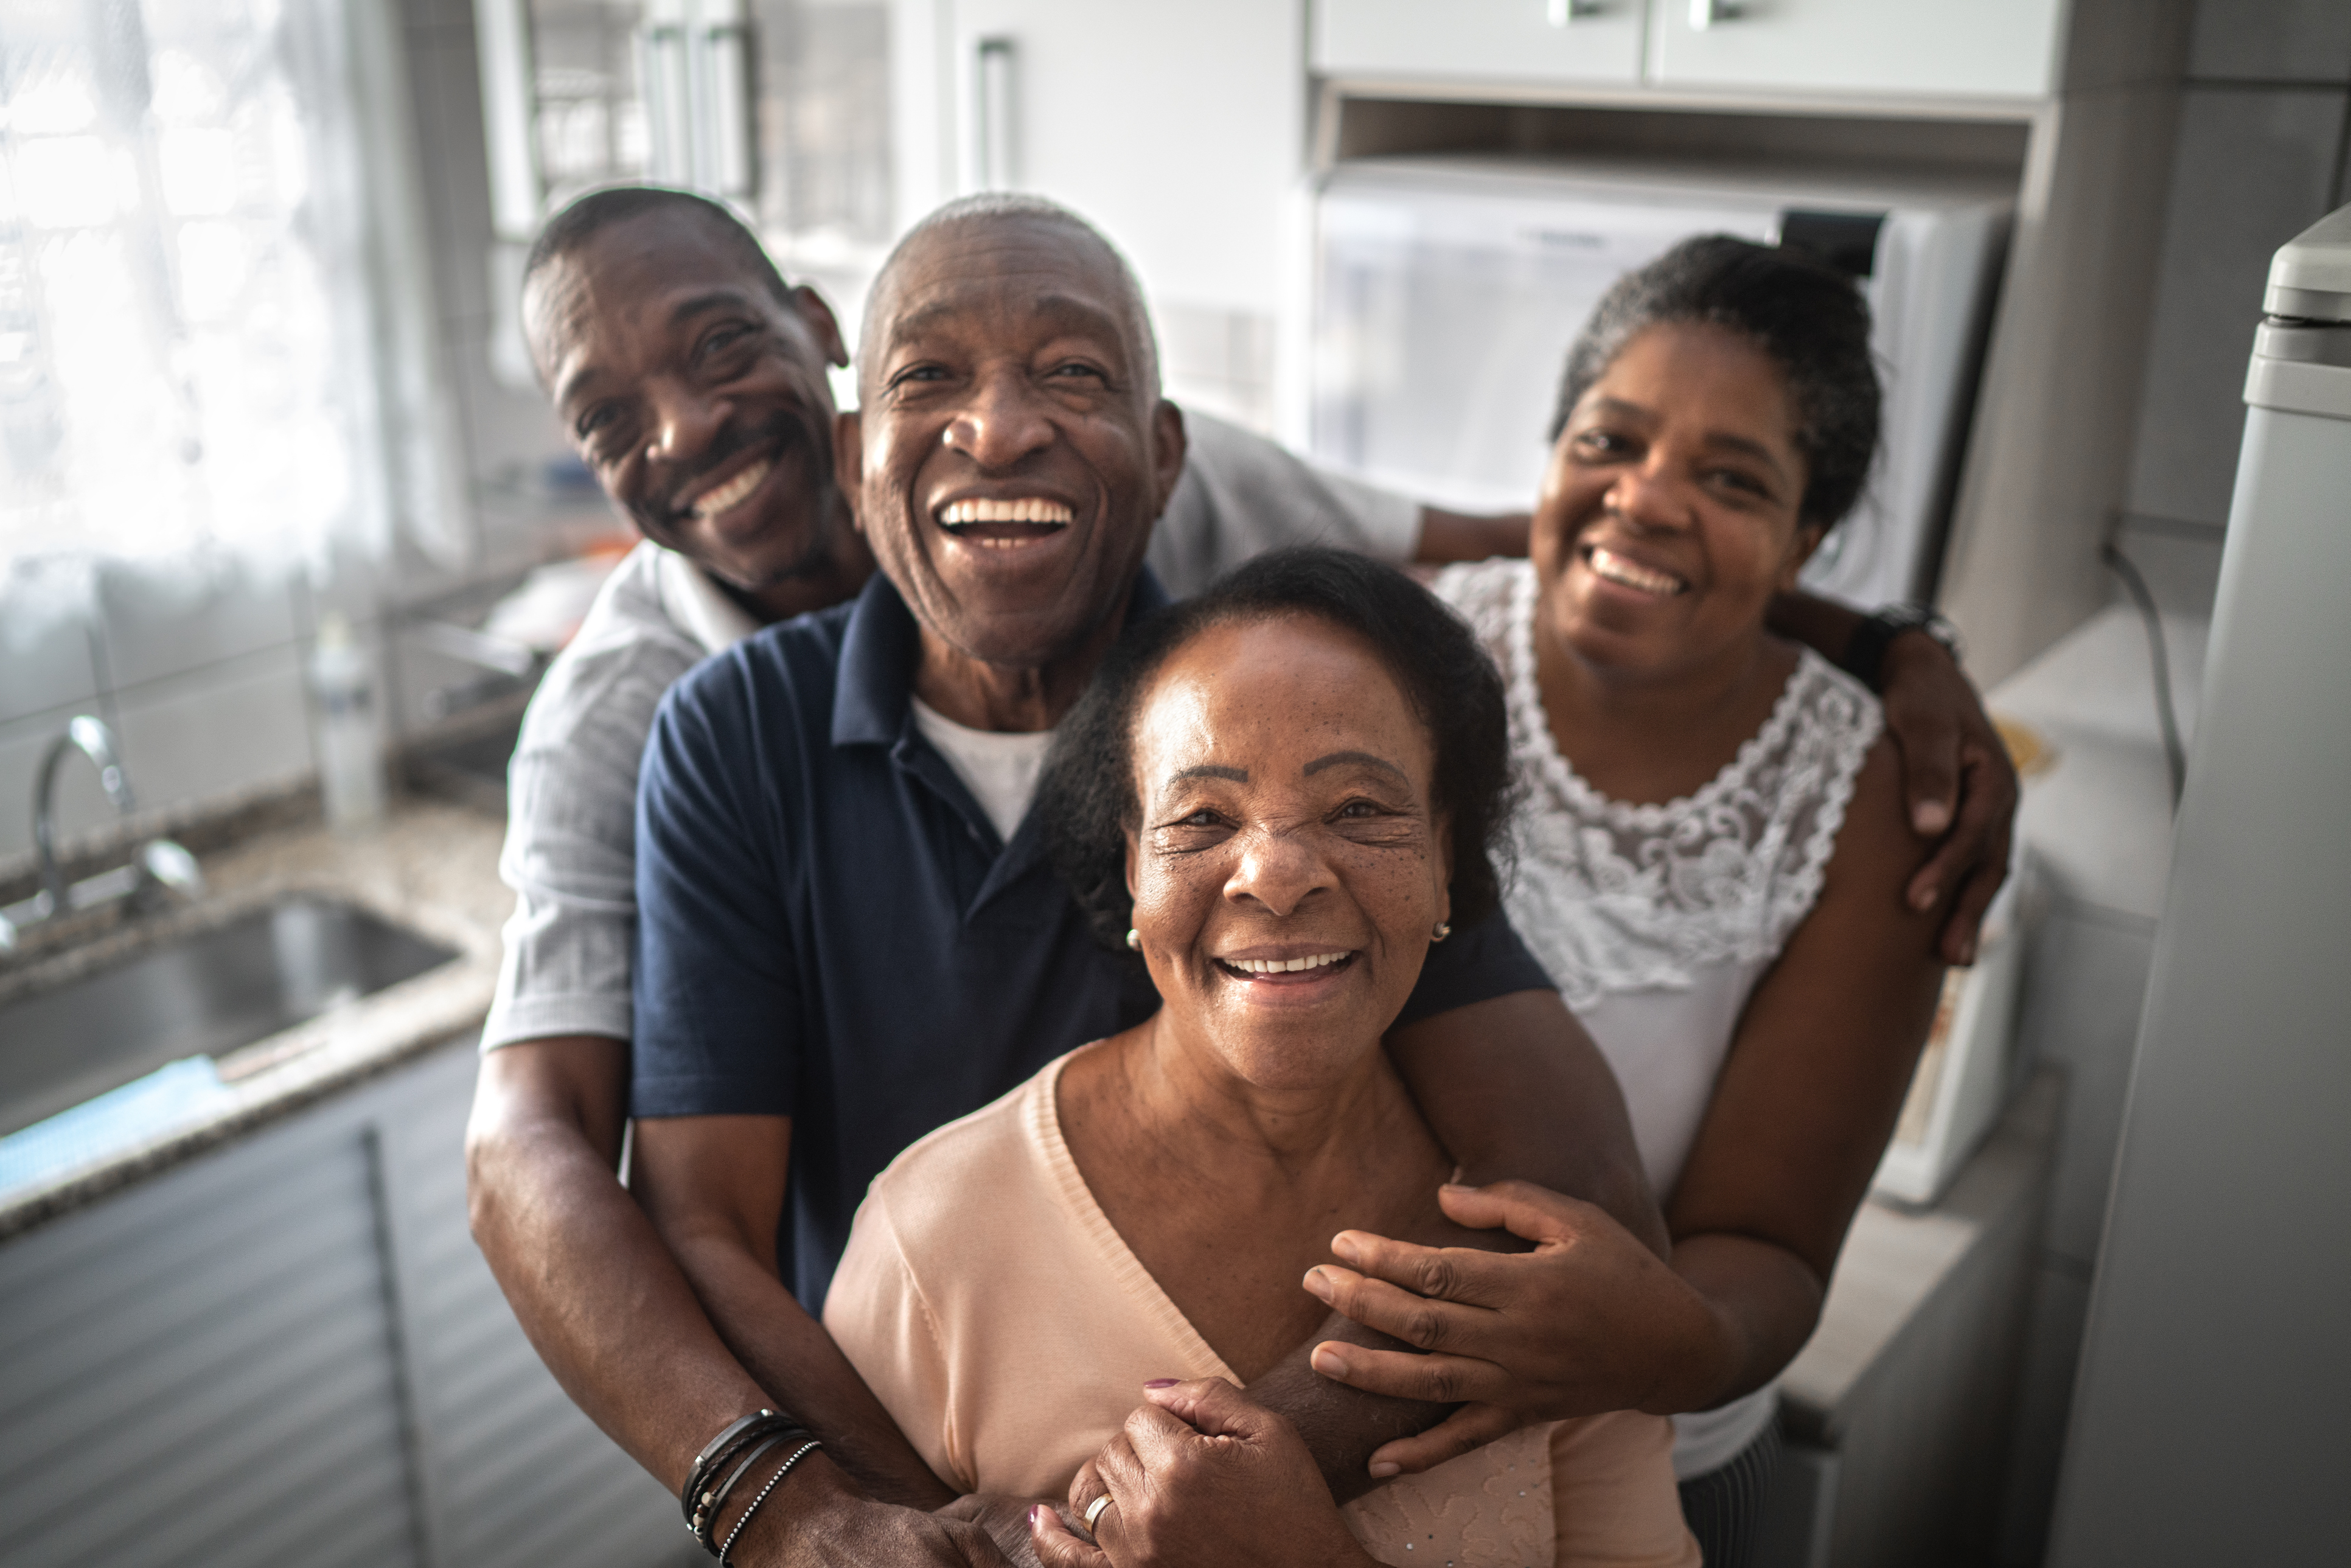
1330, 237, 1949, 1567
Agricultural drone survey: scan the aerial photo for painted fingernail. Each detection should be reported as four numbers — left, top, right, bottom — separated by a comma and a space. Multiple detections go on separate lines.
1368, 1462, 1401, 1480
1144, 1378, 1179, 1389
1029, 1505, 1045, 1529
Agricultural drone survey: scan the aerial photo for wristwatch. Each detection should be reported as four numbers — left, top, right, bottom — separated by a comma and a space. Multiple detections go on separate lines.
1842, 604, 1963, 692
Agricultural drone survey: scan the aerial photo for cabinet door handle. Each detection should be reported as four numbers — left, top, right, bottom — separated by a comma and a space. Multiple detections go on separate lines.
1545, 0, 1604, 23
1688, 0, 1743, 28
973, 36, 1017, 190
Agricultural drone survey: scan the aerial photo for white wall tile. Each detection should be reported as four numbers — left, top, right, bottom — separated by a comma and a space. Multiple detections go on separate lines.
0, 557, 100, 727
95, 552, 299, 692
2124, 87, 2348, 529
2187, 0, 2351, 83
108, 643, 316, 821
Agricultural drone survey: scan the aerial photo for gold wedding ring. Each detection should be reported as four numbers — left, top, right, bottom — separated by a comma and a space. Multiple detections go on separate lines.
1083, 1493, 1116, 1534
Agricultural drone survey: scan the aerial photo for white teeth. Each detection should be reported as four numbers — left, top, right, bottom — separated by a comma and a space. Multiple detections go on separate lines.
1226, 951, 1349, 975
1587, 545, 1685, 596
938, 497, 1075, 528
689, 457, 773, 520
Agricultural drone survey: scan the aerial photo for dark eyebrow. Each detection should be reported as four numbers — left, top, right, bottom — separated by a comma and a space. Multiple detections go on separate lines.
1171, 764, 1247, 784
1583, 397, 1793, 486
1701, 430, 1792, 483
553, 290, 760, 409
885, 293, 1132, 361
1303, 750, 1407, 781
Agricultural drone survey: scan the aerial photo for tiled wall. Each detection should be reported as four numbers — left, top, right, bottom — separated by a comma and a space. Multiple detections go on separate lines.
0, 554, 322, 864
2116, 0, 2351, 615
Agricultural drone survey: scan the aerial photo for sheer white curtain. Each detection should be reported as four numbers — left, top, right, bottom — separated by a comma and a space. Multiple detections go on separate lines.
0, 0, 451, 577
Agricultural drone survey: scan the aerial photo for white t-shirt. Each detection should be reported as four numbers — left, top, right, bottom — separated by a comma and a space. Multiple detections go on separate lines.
481, 411, 1418, 1050
907, 697, 1054, 846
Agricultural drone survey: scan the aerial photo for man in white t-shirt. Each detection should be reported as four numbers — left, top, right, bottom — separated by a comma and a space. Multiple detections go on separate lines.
465, 187, 2018, 1564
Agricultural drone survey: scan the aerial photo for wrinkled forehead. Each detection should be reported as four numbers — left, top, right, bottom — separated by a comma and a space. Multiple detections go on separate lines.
524, 211, 798, 380
1132, 614, 1434, 784
860, 214, 1155, 392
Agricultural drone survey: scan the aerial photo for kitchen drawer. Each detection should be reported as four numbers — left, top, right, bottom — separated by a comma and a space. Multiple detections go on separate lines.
1313, 0, 1644, 89
1649, 0, 2064, 101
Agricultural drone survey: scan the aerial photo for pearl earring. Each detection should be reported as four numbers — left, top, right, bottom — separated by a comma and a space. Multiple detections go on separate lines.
1126, 929, 1142, 951
1432, 921, 1452, 943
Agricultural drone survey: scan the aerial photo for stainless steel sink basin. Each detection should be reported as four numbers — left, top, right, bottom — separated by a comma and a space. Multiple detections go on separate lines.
0, 897, 458, 1136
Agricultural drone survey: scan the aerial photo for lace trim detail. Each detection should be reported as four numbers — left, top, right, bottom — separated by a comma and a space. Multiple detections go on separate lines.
1433, 559, 1883, 1011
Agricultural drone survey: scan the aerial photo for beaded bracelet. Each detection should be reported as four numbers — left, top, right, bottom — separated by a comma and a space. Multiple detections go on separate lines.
719, 1438, 824, 1564
694, 1432, 793, 1553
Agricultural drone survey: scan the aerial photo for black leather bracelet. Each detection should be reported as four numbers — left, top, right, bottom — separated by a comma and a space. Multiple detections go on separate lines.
695, 1432, 795, 1554
1842, 604, 1962, 692
681, 1410, 804, 1536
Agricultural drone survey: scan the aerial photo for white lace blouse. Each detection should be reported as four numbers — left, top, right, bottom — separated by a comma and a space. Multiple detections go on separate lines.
1433, 559, 1883, 1478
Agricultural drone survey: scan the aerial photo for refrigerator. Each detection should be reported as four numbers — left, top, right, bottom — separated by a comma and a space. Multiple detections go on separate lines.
1304, 155, 2011, 608
2045, 205, 2351, 1561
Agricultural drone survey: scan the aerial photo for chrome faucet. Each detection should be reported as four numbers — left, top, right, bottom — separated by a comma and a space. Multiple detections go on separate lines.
0, 716, 204, 954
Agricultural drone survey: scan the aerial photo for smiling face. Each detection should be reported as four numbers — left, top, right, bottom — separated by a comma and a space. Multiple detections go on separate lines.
1124, 615, 1451, 1093
1533, 321, 1824, 683
838, 212, 1185, 682
525, 211, 848, 604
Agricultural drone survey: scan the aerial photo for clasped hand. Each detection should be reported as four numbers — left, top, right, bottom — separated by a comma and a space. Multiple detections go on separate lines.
1001, 1179, 1725, 1568
1301, 1179, 1725, 1478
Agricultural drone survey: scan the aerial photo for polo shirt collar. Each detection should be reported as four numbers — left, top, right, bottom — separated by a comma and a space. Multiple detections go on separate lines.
830, 564, 1174, 749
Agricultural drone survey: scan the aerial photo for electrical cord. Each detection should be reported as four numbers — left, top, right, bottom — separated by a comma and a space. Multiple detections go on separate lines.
2100, 536, 2187, 810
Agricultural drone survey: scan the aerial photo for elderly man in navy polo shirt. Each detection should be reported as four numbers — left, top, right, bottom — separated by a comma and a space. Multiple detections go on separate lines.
616, 195, 1675, 1564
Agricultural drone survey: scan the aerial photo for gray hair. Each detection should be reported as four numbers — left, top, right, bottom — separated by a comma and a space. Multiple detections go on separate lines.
860, 193, 1160, 396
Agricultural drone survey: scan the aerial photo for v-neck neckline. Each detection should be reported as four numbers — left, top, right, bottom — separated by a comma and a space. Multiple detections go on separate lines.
1032, 1051, 1245, 1389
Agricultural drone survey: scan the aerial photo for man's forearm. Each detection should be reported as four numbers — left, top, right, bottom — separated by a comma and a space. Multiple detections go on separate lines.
663, 1232, 959, 1510
1388, 989, 1668, 1257
467, 1062, 778, 1493
1766, 588, 1867, 669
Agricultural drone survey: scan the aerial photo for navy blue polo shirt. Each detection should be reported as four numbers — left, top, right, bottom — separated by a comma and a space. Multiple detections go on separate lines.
630, 567, 1552, 1309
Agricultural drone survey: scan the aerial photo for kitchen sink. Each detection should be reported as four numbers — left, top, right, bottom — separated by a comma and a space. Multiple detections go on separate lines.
0, 896, 459, 1137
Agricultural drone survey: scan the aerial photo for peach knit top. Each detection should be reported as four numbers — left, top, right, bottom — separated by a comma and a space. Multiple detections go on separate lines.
823, 1051, 1698, 1567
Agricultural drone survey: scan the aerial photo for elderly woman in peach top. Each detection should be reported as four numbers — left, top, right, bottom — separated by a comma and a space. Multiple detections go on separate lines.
821, 548, 1696, 1568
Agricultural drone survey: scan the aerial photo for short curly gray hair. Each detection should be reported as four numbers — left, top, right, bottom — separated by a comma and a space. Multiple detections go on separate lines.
860, 193, 1160, 396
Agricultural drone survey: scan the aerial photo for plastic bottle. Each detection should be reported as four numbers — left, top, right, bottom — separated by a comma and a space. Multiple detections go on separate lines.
312, 612, 386, 830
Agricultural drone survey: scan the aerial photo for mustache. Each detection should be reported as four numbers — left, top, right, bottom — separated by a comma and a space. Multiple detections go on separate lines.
650, 408, 823, 523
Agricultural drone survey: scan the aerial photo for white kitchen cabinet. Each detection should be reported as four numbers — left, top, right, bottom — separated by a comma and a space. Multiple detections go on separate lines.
922, 0, 1308, 319
0, 1040, 686, 1568
1313, 0, 1644, 89
1309, 1, 2068, 103
1649, 0, 2066, 101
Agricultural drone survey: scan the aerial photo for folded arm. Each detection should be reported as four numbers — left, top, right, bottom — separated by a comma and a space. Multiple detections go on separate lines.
1304, 740, 1950, 1474
1206, 986, 1669, 1501
468, 1043, 1007, 1566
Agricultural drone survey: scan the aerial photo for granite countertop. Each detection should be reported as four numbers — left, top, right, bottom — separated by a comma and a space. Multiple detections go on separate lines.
0, 793, 509, 1240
